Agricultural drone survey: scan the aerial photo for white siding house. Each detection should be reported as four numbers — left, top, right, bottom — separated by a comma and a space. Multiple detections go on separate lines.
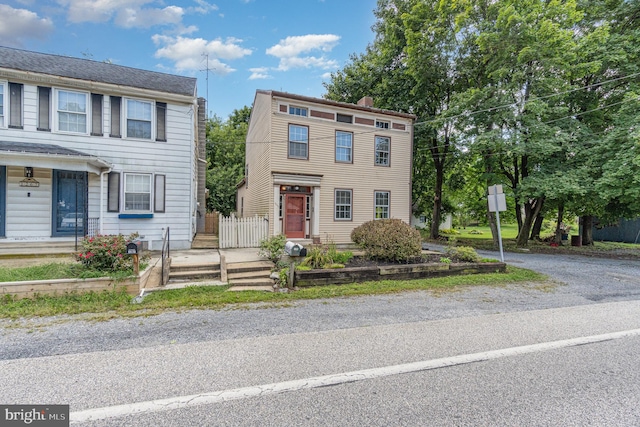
0, 46, 206, 250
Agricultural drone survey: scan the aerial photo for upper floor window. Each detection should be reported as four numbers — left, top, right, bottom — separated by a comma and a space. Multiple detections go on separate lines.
289, 124, 309, 159
126, 99, 152, 139
56, 89, 87, 133
289, 105, 307, 117
336, 113, 352, 124
375, 191, 390, 219
336, 131, 353, 163
124, 173, 151, 212
375, 136, 390, 166
375, 120, 389, 129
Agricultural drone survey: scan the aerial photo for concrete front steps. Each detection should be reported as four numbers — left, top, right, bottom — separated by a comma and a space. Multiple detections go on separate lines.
227, 261, 275, 292
167, 262, 222, 285
0, 240, 79, 257
166, 259, 274, 291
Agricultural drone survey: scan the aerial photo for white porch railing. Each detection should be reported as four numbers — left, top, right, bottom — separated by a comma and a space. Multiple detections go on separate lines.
219, 214, 269, 248
87, 217, 99, 237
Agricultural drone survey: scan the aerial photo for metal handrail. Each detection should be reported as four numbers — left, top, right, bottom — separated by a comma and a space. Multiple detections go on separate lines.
161, 227, 170, 286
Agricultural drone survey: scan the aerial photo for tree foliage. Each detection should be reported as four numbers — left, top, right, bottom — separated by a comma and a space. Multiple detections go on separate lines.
206, 106, 251, 216
326, 0, 640, 246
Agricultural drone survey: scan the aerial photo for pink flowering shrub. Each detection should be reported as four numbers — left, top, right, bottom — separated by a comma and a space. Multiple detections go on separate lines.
75, 233, 139, 272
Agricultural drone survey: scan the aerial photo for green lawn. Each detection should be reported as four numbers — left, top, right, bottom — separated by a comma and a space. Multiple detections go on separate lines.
450, 224, 519, 240
0, 266, 545, 319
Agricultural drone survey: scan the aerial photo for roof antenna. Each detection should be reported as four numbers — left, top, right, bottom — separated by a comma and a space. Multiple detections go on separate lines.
200, 53, 215, 118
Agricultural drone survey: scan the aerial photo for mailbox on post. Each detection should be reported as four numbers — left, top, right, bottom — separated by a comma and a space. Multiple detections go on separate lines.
284, 241, 307, 257
126, 242, 138, 255
126, 241, 140, 274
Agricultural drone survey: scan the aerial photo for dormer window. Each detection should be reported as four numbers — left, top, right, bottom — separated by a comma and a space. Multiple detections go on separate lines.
375, 120, 389, 129
289, 105, 308, 117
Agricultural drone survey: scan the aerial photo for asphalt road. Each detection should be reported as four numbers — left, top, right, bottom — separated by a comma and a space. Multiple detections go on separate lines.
1, 250, 639, 425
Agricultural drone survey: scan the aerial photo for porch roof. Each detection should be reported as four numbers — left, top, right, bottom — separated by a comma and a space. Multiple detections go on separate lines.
0, 141, 113, 174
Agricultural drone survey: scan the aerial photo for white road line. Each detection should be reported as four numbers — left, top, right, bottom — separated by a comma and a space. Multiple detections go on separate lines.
70, 328, 640, 424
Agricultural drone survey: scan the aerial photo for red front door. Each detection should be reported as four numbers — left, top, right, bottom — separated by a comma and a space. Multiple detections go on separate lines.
285, 194, 305, 238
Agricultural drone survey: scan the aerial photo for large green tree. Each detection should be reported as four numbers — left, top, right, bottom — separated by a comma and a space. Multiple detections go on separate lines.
206, 106, 251, 215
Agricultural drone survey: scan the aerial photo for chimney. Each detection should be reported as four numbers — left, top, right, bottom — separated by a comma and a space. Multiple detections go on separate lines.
357, 96, 373, 107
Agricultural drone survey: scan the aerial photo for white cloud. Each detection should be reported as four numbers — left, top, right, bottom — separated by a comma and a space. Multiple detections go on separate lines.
266, 34, 340, 71
0, 5, 54, 47
152, 35, 251, 74
249, 67, 271, 80
115, 5, 183, 28
191, 0, 218, 14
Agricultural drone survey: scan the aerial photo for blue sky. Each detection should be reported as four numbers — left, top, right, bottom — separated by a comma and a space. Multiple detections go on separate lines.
0, 0, 378, 119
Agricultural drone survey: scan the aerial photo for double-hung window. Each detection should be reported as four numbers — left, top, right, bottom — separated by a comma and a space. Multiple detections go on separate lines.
374, 191, 390, 219
336, 131, 353, 163
288, 124, 308, 159
56, 89, 87, 133
335, 189, 352, 220
375, 136, 390, 166
126, 99, 152, 139
124, 173, 152, 212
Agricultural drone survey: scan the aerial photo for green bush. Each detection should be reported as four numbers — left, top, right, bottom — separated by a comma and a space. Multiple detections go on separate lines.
445, 245, 481, 263
351, 219, 422, 262
259, 234, 286, 264
439, 228, 460, 235
75, 233, 141, 272
301, 242, 354, 269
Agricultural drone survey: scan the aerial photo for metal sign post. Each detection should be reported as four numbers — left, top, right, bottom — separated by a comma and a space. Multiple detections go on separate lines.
488, 185, 507, 262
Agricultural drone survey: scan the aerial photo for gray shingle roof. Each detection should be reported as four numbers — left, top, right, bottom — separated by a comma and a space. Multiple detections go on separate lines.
0, 46, 196, 97
0, 141, 94, 157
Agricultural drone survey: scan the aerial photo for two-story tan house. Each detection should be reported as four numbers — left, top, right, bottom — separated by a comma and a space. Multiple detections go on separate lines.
237, 90, 415, 244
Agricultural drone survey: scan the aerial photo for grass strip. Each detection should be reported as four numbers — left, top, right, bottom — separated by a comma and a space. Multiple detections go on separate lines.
0, 266, 544, 319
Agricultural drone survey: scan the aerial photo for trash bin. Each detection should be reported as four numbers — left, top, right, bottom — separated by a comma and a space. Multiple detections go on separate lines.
571, 235, 582, 246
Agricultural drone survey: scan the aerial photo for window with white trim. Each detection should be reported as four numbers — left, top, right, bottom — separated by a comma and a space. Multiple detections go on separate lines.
335, 189, 352, 220
126, 99, 152, 139
56, 89, 87, 133
336, 131, 353, 163
0, 82, 5, 127
288, 124, 308, 159
124, 173, 152, 212
289, 105, 307, 117
375, 120, 389, 129
374, 191, 390, 219
375, 136, 390, 166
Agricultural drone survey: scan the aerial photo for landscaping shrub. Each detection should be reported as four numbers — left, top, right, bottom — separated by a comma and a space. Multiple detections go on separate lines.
445, 245, 481, 263
259, 234, 287, 264
75, 233, 141, 272
439, 228, 460, 235
351, 219, 422, 262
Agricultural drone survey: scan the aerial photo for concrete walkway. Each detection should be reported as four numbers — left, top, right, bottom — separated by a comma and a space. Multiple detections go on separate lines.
168, 247, 268, 265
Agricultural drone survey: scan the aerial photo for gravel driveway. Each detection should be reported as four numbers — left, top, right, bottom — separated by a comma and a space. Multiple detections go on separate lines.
1, 248, 639, 361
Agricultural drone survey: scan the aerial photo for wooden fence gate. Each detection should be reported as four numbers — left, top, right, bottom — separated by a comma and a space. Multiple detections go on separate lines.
219, 214, 269, 248
205, 212, 219, 234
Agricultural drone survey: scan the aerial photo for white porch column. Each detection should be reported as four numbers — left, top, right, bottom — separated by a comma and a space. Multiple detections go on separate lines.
312, 186, 320, 237
273, 185, 281, 235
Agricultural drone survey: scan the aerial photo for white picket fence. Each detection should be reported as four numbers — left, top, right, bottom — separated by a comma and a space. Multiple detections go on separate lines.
219, 214, 269, 248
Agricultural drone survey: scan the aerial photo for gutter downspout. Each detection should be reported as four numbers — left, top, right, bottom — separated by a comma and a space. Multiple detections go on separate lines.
100, 168, 111, 235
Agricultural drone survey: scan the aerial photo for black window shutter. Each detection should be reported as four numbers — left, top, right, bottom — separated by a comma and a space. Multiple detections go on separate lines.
107, 172, 120, 212
9, 83, 22, 128
110, 96, 121, 137
156, 102, 166, 141
91, 94, 103, 136
37, 86, 51, 131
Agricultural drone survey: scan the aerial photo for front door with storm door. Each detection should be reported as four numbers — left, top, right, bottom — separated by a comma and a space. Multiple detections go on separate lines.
284, 194, 305, 238
52, 170, 87, 237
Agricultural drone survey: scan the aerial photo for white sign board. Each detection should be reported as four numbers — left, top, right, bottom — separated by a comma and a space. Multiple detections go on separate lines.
488, 192, 507, 212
